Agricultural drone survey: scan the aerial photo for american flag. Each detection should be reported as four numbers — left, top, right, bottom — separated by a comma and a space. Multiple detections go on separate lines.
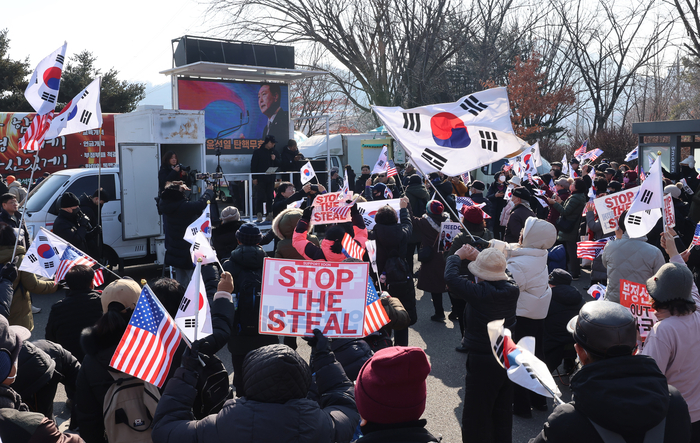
329, 204, 352, 219
692, 223, 700, 246
54, 245, 97, 282
110, 285, 182, 387
639, 166, 646, 181
574, 140, 588, 159
341, 233, 365, 260
386, 160, 398, 178
527, 172, 534, 184
93, 268, 104, 287
384, 186, 393, 199
456, 196, 476, 207
18, 112, 53, 152
363, 280, 390, 335
549, 179, 557, 193
503, 163, 513, 172
582, 148, 604, 162
576, 238, 611, 260
461, 171, 471, 184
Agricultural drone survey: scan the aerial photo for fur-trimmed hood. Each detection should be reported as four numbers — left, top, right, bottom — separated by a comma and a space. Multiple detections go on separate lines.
272, 208, 311, 240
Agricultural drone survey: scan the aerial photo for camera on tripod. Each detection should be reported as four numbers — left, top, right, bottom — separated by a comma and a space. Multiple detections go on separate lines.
195, 172, 224, 183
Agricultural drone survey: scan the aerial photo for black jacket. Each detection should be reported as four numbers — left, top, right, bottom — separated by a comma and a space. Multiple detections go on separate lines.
280, 146, 304, 172
444, 255, 519, 353
45, 289, 103, 362
151, 346, 359, 443
52, 209, 94, 254
158, 188, 214, 269
505, 203, 535, 243
543, 285, 584, 357
530, 355, 691, 443
78, 194, 100, 228
356, 174, 371, 196
272, 189, 307, 217
211, 220, 244, 262
0, 209, 30, 248
250, 147, 280, 182
158, 165, 189, 191
358, 420, 440, 443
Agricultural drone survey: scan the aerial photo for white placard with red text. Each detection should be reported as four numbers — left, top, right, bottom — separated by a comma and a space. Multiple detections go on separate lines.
618, 279, 658, 339
663, 193, 675, 228
310, 191, 352, 225
259, 258, 368, 337
593, 187, 639, 234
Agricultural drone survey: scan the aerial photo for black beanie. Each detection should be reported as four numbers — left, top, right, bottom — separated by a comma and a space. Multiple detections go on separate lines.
60, 192, 80, 208
325, 226, 346, 254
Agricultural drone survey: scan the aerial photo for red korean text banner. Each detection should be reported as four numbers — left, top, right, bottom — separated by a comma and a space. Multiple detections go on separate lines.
619, 278, 658, 339
260, 258, 368, 338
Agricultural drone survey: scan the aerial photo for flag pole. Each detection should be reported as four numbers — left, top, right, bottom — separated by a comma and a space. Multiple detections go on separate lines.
194, 258, 202, 342
408, 157, 475, 242
12, 152, 41, 261
533, 372, 564, 406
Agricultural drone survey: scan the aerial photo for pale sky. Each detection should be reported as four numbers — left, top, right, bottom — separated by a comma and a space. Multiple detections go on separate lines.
2, 0, 224, 107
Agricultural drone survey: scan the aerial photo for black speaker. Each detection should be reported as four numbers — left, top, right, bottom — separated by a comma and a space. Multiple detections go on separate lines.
173, 36, 295, 69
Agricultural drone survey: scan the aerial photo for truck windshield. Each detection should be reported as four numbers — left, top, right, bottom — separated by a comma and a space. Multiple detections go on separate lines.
23, 174, 70, 213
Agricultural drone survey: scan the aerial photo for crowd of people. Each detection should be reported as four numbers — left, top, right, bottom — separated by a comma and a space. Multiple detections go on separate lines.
0, 151, 699, 443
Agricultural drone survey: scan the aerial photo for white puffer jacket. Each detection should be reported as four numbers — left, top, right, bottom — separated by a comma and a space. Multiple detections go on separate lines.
491, 217, 557, 319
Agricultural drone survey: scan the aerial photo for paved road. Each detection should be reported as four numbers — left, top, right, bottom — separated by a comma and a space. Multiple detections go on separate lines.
30, 264, 591, 442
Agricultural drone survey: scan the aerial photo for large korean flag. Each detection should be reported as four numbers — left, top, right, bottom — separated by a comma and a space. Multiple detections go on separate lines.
45, 77, 102, 140
25, 42, 67, 116
373, 87, 526, 176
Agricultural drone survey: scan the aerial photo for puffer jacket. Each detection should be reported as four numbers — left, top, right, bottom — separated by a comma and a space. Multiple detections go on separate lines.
293, 210, 367, 262
0, 245, 57, 331
444, 255, 519, 353
273, 208, 320, 259
158, 187, 214, 269
446, 224, 494, 279
492, 217, 556, 319
211, 219, 244, 262
543, 284, 584, 357
601, 233, 665, 303
45, 289, 103, 362
152, 345, 359, 443
8, 181, 27, 204
551, 191, 586, 243
529, 355, 691, 443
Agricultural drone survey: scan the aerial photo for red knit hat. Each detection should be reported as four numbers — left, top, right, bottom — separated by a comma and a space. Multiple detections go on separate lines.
461, 205, 483, 225
355, 347, 431, 424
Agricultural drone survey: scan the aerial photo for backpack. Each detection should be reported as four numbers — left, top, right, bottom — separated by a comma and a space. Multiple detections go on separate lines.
103, 370, 160, 443
192, 353, 233, 419
384, 251, 410, 285
234, 268, 263, 336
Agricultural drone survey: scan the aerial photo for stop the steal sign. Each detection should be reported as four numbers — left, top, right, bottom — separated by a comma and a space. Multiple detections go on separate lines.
259, 258, 368, 337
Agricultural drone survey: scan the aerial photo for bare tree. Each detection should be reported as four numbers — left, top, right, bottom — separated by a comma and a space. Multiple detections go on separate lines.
550, 0, 673, 134
670, 0, 700, 64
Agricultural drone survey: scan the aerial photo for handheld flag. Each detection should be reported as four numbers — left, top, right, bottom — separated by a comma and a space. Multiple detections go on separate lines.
549, 179, 556, 193
174, 261, 213, 342
19, 228, 68, 278
625, 146, 639, 162
561, 154, 569, 176
372, 146, 389, 174
383, 186, 393, 199
576, 238, 610, 260
574, 140, 588, 159
625, 156, 663, 238
341, 170, 351, 198
588, 283, 606, 300
110, 285, 183, 387
581, 149, 604, 163
341, 233, 365, 260
44, 77, 102, 140
363, 280, 390, 335
93, 268, 105, 287
300, 161, 316, 185
190, 231, 218, 265
372, 88, 524, 176
386, 160, 398, 178
461, 171, 471, 185
18, 112, 53, 152
692, 223, 700, 246
488, 319, 561, 399
54, 245, 98, 282
365, 240, 379, 276
25, 42, 67, 116
184, 204, 211, 243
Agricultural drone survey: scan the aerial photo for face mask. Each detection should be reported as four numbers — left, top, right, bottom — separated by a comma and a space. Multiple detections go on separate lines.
499, 176, 506, 183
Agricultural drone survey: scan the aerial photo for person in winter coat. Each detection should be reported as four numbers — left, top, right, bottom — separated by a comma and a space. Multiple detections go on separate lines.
45, 265, 103, 362
447, 205, 493, 352
542, 269, 585, 373
427, 173, 457, 220
404, 175, 430, 274
468, 180, 491, 215
584, 199, 608, 285
0, 316, 83, 443
641, 233, 700, 442
530, 301, 692, 443
78, 188, 111, 230
601, 210, 665, 303
53, 192, 98, 256
546, 178, 571, 226
293, 204, 368, 262
370, 197, 416, 346
159, 151, 190, 191
491, 216, 557, 417
329, 338, 373, 381
273, 208, 320, 259
548, 177, 587, 280
222, 223, 278, 396
152, 333, 360, 443
0, 193, 30, 248
355, 165, 372, 197
445, 246, 519, 443
158, 182, 215, 287
211, 206, 245, 262
279, 139, 305, 172
355, 347, 439, 443
505, 186, 535, 243
487, 171, 509, 239
0, 223, 58, 331
413, 200, 449, 322
251, 135, 281, 221
6, 176, 27, 205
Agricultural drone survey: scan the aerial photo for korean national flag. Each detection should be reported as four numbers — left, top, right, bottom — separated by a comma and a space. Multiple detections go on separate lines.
19, 228, 68, 278
184, 203, 211, 244
25, 42, 67, 116
300, 161, 316, 185
190, 231, 217, 265
174, 261, 212, 342
45, 77, 102, 140
372, 145, 389, 174
625, 156, 663, 238
372, 87, 526, 176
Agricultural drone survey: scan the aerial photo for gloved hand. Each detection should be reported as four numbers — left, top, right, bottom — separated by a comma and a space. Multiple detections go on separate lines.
304, 328, 335, 372
471, 236, 491, 251
181, 340, 206, 379
0, 263, 17, 283
301, 205, 314, 222
350, 202, 360, 217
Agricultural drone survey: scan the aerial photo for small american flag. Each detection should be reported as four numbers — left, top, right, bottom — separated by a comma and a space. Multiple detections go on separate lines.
329, 205, 352, 219
574, 140, 588, 159
549, 179, 556, 193
639, 166, 646, 181
54, 245, 97, 282
19, 112, 53, 152
456, 196, 475, 207
461, 171, 471, 184
576, 238, 610, 260
110, 285, 182, 387
363, 280, 390, 335
503, 163, 513, 172
582, 148, 603, 162
93, 268, 104, 287
527, 172, 534, 184
341, 233, 365, 260
692, 223, 700, 246
386, 160, 398, 178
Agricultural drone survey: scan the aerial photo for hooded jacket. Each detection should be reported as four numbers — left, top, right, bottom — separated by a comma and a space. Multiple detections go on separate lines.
211, 220, 244, 262
0, 245, 57, 331
293, 210, 367, 262
543, 284, 584, 357
45, 288, 103, 362
529, 355, 691, 442
601, 233, 665, 303
492, 217, 557, 319
151, 346, 359, 443
272, 208, 320, 259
